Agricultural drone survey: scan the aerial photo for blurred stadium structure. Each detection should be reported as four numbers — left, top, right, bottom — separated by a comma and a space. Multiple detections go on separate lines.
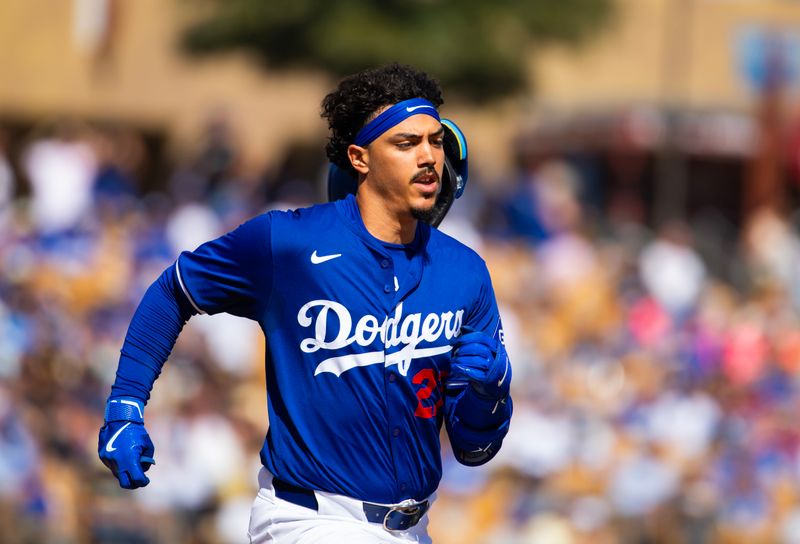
5, 0, 800, 543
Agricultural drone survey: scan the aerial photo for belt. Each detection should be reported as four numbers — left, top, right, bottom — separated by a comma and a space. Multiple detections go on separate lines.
272, 477, 430, 532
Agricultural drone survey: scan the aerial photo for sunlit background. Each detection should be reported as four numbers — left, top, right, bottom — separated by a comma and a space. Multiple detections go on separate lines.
3, 1, 800, 542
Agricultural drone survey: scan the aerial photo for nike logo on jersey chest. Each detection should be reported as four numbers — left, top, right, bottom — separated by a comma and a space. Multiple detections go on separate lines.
310, 250, 342, 264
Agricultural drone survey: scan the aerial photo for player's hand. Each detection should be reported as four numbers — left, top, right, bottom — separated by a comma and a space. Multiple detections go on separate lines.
448, 327, 511, 400
98, 397, 155, 489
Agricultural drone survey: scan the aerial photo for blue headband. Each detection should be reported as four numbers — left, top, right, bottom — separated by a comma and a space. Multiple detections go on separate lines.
354, 98, 440, 147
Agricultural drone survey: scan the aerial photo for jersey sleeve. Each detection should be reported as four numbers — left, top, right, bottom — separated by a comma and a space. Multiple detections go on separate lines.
445, 258, 512, 466
111, 263, 197, 402
175, 213, 273, 320
462, 261, 503, 342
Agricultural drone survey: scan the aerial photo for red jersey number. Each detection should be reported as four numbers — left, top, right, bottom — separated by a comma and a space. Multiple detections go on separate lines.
412, 368, 447, 419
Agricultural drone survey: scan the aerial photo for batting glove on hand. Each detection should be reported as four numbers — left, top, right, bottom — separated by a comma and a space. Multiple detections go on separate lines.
448, 327, 511, 400
98, 397, 155, 489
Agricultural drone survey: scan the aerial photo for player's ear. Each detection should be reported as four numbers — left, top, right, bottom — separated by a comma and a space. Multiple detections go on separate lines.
348, 144, 369, 175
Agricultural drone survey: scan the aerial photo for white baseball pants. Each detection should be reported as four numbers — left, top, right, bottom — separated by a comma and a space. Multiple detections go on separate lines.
247, 468, 433, 544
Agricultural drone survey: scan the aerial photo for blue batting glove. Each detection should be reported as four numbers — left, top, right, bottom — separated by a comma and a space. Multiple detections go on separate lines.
98, 397, 155, 489
448, 327, 511, 400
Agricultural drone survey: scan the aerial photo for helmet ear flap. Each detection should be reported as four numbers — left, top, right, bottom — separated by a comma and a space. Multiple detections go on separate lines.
440, 119, 468, 200
425, 118, 469, 227
423, 155, 458, 227
326, 117, 469, 228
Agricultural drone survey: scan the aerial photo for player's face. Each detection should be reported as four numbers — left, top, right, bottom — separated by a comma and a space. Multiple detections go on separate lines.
359, 114, 445, 220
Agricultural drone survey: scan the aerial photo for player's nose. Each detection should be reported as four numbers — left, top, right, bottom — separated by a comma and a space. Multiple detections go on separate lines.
417, 141, 437, 168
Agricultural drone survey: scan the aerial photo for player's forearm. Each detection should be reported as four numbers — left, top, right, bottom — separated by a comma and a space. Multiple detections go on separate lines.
110, 264, 197, 402
451, 385, 512, 429
445, 387, 512, 466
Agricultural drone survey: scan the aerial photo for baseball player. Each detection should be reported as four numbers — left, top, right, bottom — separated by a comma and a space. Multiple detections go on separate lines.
98, 63, 512, 543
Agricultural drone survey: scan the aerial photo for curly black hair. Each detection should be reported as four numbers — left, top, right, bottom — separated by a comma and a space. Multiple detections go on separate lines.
320, 63, 444, 175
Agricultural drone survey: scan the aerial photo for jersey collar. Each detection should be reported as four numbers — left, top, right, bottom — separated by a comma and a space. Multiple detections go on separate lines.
335, 194, 429, 302
335, 194, 430, 255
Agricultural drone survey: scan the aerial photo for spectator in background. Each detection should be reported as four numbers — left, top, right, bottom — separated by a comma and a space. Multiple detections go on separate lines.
0, 384, 45, 541
92, 125, 144, 214
22, 121, 98, 237
639, 220, 707, 322
168, 109, 239, 206
0, 129, 15, 232
742, 206, 800, 310
525, 160, 621, 359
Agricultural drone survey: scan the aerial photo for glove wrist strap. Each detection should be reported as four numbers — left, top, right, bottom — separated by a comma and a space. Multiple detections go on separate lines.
105, 397, 145, 423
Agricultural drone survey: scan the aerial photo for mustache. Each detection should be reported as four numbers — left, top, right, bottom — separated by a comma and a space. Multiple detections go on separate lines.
411, 168, 439, 183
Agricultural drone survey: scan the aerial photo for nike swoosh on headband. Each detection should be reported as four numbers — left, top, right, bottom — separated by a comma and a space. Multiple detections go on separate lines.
105, 422, 132, 453
354, 98, 440, 147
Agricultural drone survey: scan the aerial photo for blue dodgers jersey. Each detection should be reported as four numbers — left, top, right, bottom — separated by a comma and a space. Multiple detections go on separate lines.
177, 194, 503, 504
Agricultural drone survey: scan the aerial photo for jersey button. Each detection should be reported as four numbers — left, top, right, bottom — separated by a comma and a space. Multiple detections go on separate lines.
392, 428, 400, 437
400, 483, 407, 492
380, 259, 390, 269
384, 285, 391, 293
388, 373, 396, 383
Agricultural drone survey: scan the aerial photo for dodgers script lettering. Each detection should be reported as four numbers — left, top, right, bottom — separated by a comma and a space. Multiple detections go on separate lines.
297, 300, 463, 377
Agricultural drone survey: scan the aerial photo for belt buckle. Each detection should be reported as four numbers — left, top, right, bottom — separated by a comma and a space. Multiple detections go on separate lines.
382, 499, 428, 532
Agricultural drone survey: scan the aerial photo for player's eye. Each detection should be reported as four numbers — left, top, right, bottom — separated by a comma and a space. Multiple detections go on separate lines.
431, 137, 444, 148
396, 141, 413, 149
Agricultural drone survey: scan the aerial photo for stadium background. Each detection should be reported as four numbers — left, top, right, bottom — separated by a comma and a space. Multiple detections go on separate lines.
4, 1, 800, 542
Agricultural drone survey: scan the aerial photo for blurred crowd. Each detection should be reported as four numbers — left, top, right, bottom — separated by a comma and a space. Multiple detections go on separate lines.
2, 116, 800, 544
